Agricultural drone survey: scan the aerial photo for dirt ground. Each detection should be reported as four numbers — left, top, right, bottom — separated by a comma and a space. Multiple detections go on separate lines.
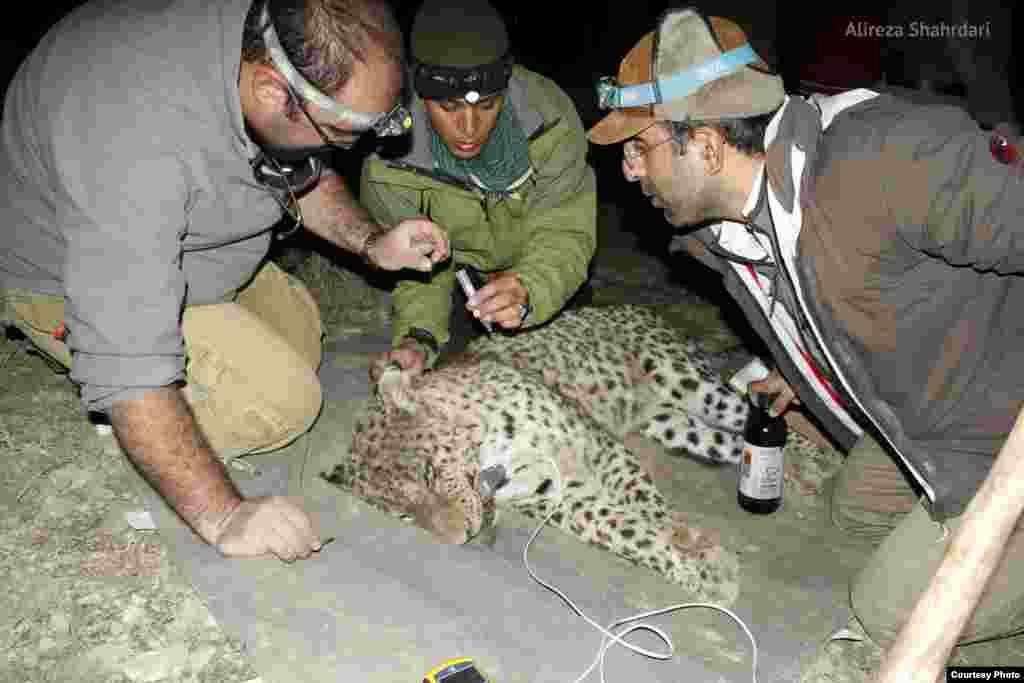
2, 202, 1023, 683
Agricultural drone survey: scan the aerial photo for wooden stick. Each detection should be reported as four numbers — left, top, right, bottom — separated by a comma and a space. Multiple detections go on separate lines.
871, 404, 1024, 682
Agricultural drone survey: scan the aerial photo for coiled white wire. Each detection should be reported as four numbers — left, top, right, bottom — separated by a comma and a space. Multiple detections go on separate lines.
519, 459, 759, 683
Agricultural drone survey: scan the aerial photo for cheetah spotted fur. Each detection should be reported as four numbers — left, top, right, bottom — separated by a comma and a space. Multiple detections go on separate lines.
323, 305, 783, 603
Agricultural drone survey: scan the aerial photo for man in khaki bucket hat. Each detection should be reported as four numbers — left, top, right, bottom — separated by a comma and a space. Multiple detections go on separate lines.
590, 6, 1024, 681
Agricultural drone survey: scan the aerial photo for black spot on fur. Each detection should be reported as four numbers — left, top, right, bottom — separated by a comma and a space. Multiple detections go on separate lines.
681, 378, 700, 391
664, 429, 675, 442
620, 528, 636, 539
654, 413, 671, 422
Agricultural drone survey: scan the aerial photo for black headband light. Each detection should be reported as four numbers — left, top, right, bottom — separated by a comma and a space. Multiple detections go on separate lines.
412, 53, 514, 102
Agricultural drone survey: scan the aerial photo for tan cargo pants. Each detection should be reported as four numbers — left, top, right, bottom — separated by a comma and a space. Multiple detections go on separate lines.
1, 261, 324, 457
833, 434, 1024, 647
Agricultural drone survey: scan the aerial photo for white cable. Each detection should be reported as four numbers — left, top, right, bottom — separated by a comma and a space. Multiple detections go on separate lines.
521, 492, 759, 683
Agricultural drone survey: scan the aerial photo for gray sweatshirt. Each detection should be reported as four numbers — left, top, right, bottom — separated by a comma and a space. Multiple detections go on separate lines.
0, 0, 286, 413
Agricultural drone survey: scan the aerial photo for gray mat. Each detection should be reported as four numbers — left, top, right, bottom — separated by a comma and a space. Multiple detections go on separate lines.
136, 333, 853, 683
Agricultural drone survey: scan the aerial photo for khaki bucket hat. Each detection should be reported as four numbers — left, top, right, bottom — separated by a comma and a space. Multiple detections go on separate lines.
588, 7, 785, 145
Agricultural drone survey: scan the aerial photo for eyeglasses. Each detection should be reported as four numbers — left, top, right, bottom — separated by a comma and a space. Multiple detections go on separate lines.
261, 2, 412, 139
285, 81, 413, 150
286, 82, 359, 151
622, 135, 674, 164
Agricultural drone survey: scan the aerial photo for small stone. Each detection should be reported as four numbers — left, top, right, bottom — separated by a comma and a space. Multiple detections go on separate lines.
121, 604, 145, 624
49, 612, 71, 634
121, 644, 189, 682
187, 645, 216, 673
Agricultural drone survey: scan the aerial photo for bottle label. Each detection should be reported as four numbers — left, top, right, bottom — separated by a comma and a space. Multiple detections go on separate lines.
739, 443, 784, 500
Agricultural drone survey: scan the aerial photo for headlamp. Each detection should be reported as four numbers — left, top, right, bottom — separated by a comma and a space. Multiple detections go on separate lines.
595, 76, 624, 110
595, 44, 759, 110
260, 2, 412, 136
372, 102, 414, 137
412, 53, 514, 102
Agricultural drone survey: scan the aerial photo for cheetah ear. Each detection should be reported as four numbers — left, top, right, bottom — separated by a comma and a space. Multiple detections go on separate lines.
376, 362, 417, 415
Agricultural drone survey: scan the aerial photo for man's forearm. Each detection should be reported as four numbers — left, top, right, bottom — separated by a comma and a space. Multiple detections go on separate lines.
110, 386, 242, 544
297, 173, 382, 255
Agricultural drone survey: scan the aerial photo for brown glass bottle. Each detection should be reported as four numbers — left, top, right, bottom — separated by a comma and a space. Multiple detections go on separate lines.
738, 392, 787, 514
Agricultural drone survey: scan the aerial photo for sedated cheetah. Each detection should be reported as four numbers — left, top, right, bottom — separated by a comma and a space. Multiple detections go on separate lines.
464, 303, 752, 464
322, 304, 841, 603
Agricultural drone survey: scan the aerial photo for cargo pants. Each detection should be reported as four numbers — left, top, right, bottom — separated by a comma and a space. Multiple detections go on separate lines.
832, 433, 1024, 648
1, 261, 324, 458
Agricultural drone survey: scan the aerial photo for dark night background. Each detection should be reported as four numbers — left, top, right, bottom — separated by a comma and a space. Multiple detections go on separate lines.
1, 1, 1020, 275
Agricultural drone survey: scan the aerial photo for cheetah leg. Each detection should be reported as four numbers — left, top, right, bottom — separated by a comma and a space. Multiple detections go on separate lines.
516, 498, 740, 604
642, 408, 746, 465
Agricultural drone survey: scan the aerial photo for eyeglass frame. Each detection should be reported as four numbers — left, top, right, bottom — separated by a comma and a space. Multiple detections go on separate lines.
259, 0, 412, 136
284, 80, 360, 152
622, 127, 677, 166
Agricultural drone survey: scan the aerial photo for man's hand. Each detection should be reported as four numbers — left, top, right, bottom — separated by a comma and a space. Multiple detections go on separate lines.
366, 218, 450, 272
466, 270, 530, 330
747, 367, 836, 449
369, 337, 428, 384
110, 387, 326, 565
296, 175, 449, 272
748, 367, 800, 417
211, 495, 323, 562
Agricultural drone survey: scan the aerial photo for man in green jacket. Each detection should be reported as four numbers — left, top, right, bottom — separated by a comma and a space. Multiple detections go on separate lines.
361, 0, 597, 379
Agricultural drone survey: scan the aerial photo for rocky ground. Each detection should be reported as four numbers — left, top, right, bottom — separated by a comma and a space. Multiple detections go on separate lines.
2, 200, 1022, 683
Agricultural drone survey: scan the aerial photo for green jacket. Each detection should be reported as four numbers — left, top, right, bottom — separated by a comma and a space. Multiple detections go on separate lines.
360, 66, 597, 357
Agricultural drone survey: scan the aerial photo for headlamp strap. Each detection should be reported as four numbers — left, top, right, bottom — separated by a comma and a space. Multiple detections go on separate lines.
599, 44, 758, 109
259, 2, 411, 135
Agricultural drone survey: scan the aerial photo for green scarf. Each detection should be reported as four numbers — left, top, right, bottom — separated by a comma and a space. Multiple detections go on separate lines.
429, 98, 533, 193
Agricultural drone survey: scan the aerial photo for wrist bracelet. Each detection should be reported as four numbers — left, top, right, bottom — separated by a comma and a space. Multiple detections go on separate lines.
517, 301, 532, 325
